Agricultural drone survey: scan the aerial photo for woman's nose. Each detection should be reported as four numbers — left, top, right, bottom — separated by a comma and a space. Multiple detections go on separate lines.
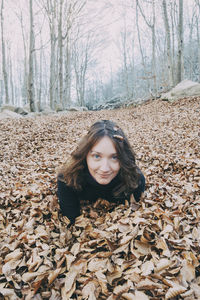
100, 159, 110, 171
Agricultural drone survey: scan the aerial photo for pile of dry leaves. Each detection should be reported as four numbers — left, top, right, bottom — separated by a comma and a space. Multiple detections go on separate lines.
0, 97, 199, 299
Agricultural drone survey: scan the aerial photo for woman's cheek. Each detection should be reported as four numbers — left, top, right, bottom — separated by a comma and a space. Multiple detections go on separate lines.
111, 161, 120, 171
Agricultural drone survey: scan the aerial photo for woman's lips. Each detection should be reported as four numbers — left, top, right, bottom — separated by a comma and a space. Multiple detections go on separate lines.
98, 173, 112, 178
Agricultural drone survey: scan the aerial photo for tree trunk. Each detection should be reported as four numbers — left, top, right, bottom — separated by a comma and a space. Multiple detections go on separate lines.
0, 80, 3, 106
48, 0, 57, 110
58, 0, 63, 108
197, 19, 200, 82
196, 0, 200, 82
0, 0, 9, 104
28, 0, 35, 112
34, 47, 38, 110
151, 0, 157, 97
64, 34, 71, 108
50, 39, 56, 110
9, 51, 14, 105
188, 11, 195, 79
73, 35, 90, 107
176, 0, 184, 84
170, 2, 176, 74
162, 0, 174, 87
121, 16, 130, 98
136, 0, 150, 92
38, 35, 43, 110
18, 10, 28, 106
49, 34, 56, 110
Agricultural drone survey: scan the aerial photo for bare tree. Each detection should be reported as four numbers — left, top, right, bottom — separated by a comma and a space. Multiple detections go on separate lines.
17, 9, 28, 106
28, 0, 36, 112
195, 0, 200, 81
162, 0, 174, 87
136, 0, 157, 96
58, 0, 64, 108
169, 1, 177, 75
63, 2, 74, 109
0, 0, 9, 104
72, 26, 98, 106
41, 0, 87, 109
63, 32, 72, 108
33, 34, 43, 111
38, 35, 43, 109
136, 0, 149, 91
176, 0, 184, 84
72, 33, 90, 106
42, 0, 58, 109
8, 44, 14, 104
119, 10, 130, 98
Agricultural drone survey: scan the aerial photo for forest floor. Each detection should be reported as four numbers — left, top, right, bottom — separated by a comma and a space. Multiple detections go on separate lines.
0, 96, 200, 300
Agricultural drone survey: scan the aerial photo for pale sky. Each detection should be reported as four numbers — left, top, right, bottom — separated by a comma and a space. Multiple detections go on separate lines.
1, 0, 195, 83
2, 0, 124, 78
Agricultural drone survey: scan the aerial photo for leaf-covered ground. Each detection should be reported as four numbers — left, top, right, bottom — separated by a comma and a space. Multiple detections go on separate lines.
0, 97, 200, 300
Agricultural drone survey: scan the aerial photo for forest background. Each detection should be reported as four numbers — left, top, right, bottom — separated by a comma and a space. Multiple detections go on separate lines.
1, 0, 200, 112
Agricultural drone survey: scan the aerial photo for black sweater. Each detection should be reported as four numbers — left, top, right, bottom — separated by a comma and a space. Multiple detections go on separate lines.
57, 170, 145, 224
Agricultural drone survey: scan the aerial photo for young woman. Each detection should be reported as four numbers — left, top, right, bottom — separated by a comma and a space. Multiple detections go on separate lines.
57, 120, 145, 224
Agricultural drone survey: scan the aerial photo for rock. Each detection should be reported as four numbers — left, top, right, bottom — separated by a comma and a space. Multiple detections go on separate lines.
81, 106, 88, 111
68, 106, 88, 112
28, 112, 42, 118
57, 110, 69, 115
1, 105, 16, 112
42, 109, 54, 115
106, 95, 122, 104
126, 98, 144, 107
93, 98, 124, 111
0, 110, 23, 119
1, 105, 29, 115
161, 79, 200, 101
39, 105, 54, 115
14, 107, 29, 115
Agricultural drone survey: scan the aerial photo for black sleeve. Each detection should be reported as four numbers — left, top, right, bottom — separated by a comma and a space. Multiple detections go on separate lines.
132, 172, 145, 202
57, 179, 80, 224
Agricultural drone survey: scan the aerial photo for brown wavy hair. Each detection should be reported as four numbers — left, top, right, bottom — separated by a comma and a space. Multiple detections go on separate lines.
58, 120, 141, 196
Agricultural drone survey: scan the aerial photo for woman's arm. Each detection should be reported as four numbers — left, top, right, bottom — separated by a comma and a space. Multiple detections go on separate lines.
57, 179, 80, 224
132, 172, 145, 202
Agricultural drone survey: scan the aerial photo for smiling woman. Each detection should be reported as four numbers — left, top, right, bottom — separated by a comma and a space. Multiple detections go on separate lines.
57, 120, 145, 224
86, 136, 120, 185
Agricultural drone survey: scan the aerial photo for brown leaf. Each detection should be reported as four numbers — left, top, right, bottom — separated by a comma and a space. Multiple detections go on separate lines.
95, 270, 108, 294
82, 280, 98, 300
122, 291, 149, 300
165, 284, 187, 299
48, 267, 62, 285
4, 248, 23, 262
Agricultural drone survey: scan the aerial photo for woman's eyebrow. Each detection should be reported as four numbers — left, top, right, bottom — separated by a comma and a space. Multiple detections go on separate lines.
90, 150, 101, 154
91, 150, 117, 155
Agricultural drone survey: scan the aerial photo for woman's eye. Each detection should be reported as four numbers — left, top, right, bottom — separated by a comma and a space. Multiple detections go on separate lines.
93, 154, 100, 159
112, 155, 118, 160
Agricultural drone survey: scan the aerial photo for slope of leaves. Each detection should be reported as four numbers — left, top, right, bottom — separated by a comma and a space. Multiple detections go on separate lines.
0, 97, 199, 300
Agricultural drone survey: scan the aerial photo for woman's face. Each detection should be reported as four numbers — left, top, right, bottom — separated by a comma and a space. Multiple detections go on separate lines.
86, 136, 120, 185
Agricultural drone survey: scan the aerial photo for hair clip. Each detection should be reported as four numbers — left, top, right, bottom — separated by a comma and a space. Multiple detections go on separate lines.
113, 134, 124, 140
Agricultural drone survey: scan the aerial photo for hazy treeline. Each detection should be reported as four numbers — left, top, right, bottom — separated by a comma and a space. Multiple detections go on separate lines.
0, 0, 200, 111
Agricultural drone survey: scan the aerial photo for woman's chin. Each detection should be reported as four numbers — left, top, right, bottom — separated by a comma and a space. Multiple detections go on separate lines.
95, 175, 113, 185
98, 179, 111, 185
